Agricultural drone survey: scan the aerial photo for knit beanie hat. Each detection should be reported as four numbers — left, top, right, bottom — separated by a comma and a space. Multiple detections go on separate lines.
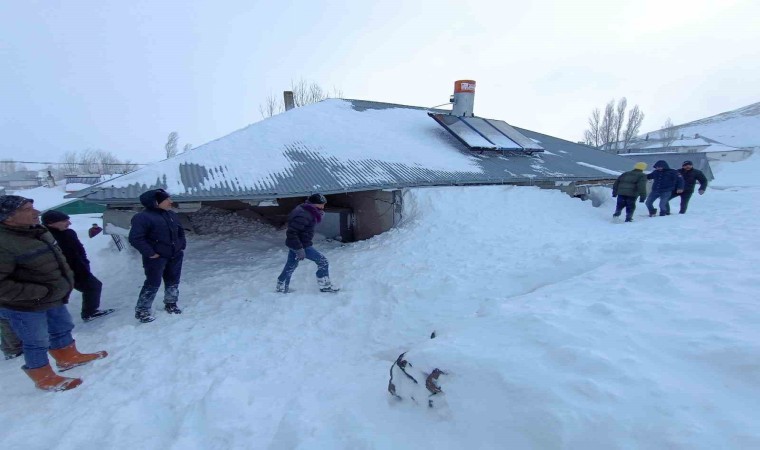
154, 189, 171, 204
634, 162, 647, 170
41, 210, 70, 225
0, 195, 32, 223
682, 160, 693, 166
307, 193, 327, 204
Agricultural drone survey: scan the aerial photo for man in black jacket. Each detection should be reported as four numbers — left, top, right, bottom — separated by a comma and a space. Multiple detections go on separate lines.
276, 193, 339, 293
671, 160, 708, 214
128, 189, 186, 323
42, 210, 114, 322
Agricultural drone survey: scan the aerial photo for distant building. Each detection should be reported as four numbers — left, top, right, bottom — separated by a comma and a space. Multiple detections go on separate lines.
0, 170, 44, 190
604, 135, 753, 163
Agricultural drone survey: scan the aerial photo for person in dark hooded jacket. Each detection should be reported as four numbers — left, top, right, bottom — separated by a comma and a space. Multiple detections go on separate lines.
276, 193, 338, 293
128, 189, 186, 323
612, 162, 648, 222
645, 160, 684, 216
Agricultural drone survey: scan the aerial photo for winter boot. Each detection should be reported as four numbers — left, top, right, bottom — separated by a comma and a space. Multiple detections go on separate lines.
23, 364, 82, 391
625, 217, 634, 223
276, 280, 291, 293
4, 350, 23, 360
317, 276, 340, 293
164, 303, 182, 314
649, 208, 657, 217
82, 309, 116, 322
49, 341, 108, 372
135, 310, 155, 323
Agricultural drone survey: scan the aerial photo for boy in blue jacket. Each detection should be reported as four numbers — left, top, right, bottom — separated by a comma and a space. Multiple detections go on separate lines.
128, 189, 186, 323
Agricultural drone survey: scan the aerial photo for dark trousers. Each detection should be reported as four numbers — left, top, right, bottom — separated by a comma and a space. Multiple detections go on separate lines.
136, 252, 183, 313
0, 317, 22, 357
671, 191, 694, 213
613, 195, 637, 220
75, 273, 102, 319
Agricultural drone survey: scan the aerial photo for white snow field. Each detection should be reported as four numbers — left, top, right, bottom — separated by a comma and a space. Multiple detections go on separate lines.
1, 155, 759, 449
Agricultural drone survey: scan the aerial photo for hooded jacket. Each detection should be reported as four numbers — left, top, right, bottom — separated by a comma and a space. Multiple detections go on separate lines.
128, 190, 186, 258
0, 223, 74, 312
647, 160, 685, 193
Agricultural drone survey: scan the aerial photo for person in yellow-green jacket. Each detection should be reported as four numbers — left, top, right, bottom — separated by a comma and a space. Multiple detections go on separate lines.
612, 162, 648, 222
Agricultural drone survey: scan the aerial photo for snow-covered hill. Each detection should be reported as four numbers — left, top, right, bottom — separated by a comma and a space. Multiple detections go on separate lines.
649, 101, 760, 148
1, 157, 759, 449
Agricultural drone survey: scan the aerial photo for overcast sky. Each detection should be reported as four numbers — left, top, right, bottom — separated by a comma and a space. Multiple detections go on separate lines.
1, 0, 758, 165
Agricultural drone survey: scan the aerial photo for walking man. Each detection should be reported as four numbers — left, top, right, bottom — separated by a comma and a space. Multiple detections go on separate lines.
645, 160, 684, 217
0, 195, 108, 391
276, 193, 339, 293
612, 162, 648, 222
671, 160, 708, 214
42, 210, 115, 322
128, 189, 186, 323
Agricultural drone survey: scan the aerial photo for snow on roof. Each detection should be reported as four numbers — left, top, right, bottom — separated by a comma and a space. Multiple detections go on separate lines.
71, 99, 635, 203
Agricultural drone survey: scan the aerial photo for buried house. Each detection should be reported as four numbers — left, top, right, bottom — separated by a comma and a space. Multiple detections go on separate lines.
69, 83, 636, 241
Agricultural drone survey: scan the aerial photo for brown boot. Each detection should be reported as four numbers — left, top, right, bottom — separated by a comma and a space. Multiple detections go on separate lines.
23, 364, 82, 391
49, 340, 108, 371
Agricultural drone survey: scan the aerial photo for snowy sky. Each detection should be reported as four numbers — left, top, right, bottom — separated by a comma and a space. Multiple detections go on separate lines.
1, 0, 759, 165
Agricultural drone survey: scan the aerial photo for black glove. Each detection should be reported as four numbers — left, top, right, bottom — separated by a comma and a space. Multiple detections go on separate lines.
295, 248, 305, 261
639, 197, 645, 203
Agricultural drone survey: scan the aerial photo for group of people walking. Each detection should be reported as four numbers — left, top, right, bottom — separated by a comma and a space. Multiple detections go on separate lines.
0, 189, 337, 391
612, 159, 708, 222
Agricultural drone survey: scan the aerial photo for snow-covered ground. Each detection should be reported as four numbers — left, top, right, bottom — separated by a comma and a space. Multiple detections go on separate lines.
1, 155, 759, 449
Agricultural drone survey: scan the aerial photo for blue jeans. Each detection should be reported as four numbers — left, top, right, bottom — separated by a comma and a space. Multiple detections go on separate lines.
645, 190, 673, 215
277, 247, 329, 288
136, 253, 183, 313
0, 305, 75, 369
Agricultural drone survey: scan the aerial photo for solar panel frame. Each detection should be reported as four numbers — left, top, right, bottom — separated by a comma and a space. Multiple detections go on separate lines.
485, 119, 544, 150
432, 114, 496, 149
460, 117, 522, 150
429, 113, 545, 153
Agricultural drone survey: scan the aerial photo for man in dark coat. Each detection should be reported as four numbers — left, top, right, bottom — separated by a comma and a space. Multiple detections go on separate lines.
612, 162, 648, 222
276, 193, 338, 293
670, 160, 708, 214
645, 160, 685, 217
128, 189, 186, 323
0, 195, 107, 391
42, 210, 114, 322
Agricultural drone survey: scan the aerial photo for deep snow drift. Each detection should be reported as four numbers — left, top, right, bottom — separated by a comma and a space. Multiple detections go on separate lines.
1, 157, 759, 449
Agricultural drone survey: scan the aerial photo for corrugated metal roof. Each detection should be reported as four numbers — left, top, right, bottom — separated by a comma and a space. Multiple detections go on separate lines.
71, 99, 637, 203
